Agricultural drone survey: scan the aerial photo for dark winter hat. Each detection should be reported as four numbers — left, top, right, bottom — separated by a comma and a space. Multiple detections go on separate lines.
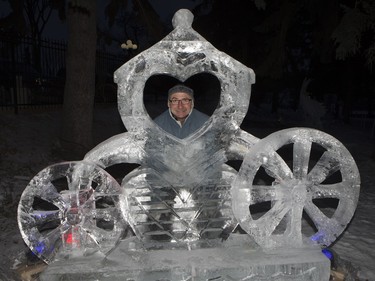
168, 84, 194, 99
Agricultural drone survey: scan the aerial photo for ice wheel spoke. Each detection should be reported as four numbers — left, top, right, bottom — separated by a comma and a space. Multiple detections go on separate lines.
29, 222, 70, 263
263, 152, 293, 181
255, 201, 291, 236
251, 184, 277, 203
304, 200, 345, 245
304, 200, 330, 229
29, 210, 61, 229
310, 182, 353, 199
308, 151, 341, 184
285, 203, 304, 242
94, 206, 117, 219
293, 139, 312, 180
32, 182, 67, 210
66, 170, 94, 191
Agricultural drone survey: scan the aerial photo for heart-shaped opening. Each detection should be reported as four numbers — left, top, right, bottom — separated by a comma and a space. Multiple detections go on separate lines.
143, 73, 220, 120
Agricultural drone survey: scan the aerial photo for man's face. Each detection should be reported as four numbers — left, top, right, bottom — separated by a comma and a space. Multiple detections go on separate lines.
168, 92, 194, 122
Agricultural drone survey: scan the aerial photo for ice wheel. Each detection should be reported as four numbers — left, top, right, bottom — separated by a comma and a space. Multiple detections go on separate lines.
17, 161, 125, 263
232, 128, 360, 249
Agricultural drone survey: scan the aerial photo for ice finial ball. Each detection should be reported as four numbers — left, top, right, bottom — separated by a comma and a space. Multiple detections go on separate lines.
172, 9, 194, 29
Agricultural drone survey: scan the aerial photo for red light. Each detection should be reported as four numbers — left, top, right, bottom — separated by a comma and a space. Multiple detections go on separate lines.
65, 233, 73, 244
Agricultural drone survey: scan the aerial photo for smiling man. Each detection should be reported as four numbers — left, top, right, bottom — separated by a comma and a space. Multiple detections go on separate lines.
154, 84, 209, 138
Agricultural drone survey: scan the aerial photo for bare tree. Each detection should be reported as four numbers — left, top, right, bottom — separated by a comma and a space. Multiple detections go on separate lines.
31, 1, 64, 72
0, 0, 65, 72
103, 0, 165, 48
0, 0, 27, 35
60, 0, 97, 158
60, 0, 164, 158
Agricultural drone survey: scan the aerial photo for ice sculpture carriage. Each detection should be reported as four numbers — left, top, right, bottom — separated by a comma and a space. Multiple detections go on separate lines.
17, 9, 360, 280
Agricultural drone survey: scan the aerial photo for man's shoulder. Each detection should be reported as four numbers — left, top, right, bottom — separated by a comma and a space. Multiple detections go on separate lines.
192, 109, 209, 120
153, 110, 170, 124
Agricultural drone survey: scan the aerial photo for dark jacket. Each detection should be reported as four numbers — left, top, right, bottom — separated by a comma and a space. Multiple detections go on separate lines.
154, 108, 209, 139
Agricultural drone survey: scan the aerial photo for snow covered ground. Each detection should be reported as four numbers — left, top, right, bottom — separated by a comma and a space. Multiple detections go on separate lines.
0, 104, 374, 280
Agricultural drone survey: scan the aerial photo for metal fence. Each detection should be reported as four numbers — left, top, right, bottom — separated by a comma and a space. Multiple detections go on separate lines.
0, 35, 124, 113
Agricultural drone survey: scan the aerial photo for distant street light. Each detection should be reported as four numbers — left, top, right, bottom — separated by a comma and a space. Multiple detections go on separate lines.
121, 40, 138, 50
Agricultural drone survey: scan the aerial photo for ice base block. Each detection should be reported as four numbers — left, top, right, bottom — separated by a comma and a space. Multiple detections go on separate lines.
39, 234, 331, 281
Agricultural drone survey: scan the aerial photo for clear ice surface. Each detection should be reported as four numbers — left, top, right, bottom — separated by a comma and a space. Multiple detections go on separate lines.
18, 11, 359, 281
39, 234, 331, 281
83, 8, 258, 246
17, 161, 125, 263
231, 128, 361, 249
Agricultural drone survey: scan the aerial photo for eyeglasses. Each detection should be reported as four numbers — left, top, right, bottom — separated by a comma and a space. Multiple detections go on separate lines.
169, 98, 192, 105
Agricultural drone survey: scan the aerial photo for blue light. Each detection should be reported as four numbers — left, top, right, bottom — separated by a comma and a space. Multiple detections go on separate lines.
311, 232, 324, 242
35, 242, 46, 254
322, 248, 334, 260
